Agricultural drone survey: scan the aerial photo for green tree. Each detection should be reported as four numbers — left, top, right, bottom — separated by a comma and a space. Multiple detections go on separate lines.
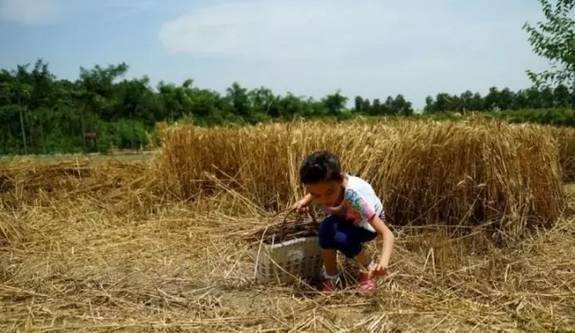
226, 82, 250, 119
540, 86, 556, 107
371, 98, 382, 115
78, 63, 129, 120
158, 82, 191, 121
248, 87, 276, 120
471, 92, 484, 111
384, 97, 394, 114
499, 88, 515, 110
424, 96, 436, 113
114, 77, 156, 124
525, 87, 543, 108
459, 90, 474, 111
11, 79, 32, 153
511, 89, 529, 109
322, 91, 348, 116
391, 94, 413, 116
434, 93, 453, 112
279, 93, 313, 118
361, 98, 371, 114
553, 84, 572, 106
354, 96, 364, 113
28, 59, 55, 109
524, 0, 574, 95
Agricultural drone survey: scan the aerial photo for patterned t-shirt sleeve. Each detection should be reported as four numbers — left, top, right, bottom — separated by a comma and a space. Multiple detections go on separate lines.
344, 188, 376, 222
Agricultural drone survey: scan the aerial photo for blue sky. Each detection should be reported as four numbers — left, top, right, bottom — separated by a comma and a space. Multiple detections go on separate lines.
0, 0, 550, 109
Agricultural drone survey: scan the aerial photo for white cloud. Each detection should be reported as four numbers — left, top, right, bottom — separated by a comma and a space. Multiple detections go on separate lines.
157, 0, 547, 108
105, 0, 156, 13
0, 0, 60, 25
158, 1, 410, 60
0, 0, 155, 25
157, 1, 507, 63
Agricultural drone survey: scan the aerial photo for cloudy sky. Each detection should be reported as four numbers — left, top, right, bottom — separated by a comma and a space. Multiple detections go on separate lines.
0, 0, 550, 109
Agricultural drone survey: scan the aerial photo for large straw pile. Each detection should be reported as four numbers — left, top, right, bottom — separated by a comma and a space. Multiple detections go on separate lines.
158, 119, 564, 240
380, 121, 564, 239
549, 126, 575, 182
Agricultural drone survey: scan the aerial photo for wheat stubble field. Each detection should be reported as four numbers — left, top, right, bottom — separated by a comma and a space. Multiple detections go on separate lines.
1, 119, 574, 332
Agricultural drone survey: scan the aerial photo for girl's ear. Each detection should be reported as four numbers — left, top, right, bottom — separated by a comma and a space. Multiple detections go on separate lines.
340, 172, 347, 184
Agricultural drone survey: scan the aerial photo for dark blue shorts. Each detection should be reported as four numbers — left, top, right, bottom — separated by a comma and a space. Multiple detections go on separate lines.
318, 215, 377, 258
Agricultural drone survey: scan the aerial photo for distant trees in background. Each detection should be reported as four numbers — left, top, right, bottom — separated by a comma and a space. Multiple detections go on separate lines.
0, 60, 417, 154
0, 59, 574, 154
423, 86, 575, 113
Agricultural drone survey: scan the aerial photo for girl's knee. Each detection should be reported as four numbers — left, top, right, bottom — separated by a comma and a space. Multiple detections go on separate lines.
319, 237, 335, 249
333, 231, 349, 247
318, 216, 338, 249
333, 231, 361, 258
341, 244, 362, 258
319, 215, 338, 231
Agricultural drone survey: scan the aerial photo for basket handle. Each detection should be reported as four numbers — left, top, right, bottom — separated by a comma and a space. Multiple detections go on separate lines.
278, 206, 318, 241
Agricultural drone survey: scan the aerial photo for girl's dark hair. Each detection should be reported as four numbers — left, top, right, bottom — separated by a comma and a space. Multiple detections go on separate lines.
299, 150, 343, 184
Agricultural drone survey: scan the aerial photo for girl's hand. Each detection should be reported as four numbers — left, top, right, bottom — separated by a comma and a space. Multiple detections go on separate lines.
325, 204, 346, 215
368, 261, 388, 278
292, 200, 309, 214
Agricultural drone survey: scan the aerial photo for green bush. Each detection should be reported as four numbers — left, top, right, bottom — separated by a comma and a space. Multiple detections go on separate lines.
489, 108, 575, 126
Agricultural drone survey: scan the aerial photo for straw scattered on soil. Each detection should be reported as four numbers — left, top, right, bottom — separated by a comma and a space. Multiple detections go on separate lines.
1, 120, 574, 332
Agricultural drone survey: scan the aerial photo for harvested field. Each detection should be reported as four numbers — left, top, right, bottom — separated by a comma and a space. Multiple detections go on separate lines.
1, 120, 573, 332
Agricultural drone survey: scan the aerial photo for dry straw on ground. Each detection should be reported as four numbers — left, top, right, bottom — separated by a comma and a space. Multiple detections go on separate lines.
0, 119, 573, 332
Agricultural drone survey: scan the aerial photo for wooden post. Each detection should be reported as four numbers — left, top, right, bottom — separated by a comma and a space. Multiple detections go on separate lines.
18, 103, 27, 154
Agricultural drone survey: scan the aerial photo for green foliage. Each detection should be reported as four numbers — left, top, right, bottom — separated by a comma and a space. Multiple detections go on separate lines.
322, 91, 348, 116
418, 108, 575, 127
354, 94, 413, 116
1, 59, 575, 155
524, 0, 575, 90
109, 119, 149, 150
491, 108, 575, 126
424, 85, 575, 113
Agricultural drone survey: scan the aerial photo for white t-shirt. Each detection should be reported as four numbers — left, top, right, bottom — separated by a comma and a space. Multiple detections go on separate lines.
325, 175, 385, 233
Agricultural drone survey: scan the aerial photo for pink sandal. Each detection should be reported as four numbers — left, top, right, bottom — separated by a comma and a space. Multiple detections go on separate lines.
357, 274, 377, 294
321, 278, 338, 294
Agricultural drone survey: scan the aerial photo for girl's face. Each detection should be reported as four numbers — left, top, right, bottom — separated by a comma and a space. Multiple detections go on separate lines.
305, 179, 344, 208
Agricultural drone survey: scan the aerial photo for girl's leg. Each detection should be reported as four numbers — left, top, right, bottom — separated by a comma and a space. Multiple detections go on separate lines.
333, 223, 376, 259
354, 231, 378, 270
354, 249, 371, 270
321, 249, 338, 276
318, 215, 341, 277
332, 224, 379, 292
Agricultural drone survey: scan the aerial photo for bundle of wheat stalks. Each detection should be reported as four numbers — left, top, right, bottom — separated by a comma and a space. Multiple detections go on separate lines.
158, 119, 564, 241
548, 126, 575, 182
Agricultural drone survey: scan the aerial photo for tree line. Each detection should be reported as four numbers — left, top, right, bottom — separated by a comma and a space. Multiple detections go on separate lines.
0, 59, 574, 154
424, 86, 574, 113
0, 59, 413, 154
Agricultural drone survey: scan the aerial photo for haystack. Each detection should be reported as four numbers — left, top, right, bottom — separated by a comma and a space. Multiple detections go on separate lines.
548, 126, 575, 182
376, 121, 563, 239
157, 119, 564, 241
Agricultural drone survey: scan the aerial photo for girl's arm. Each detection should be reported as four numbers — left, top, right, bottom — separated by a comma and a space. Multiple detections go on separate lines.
368, 215, 394, 274
299, 193, 313, 205
344, 188, 394, 272
292, 193, 313, 213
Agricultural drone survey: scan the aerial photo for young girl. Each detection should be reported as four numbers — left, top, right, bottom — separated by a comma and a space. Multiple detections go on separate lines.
293, 150, 394, 293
